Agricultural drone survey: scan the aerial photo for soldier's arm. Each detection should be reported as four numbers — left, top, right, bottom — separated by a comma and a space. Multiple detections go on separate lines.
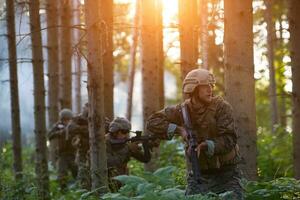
128, 142, 151, 163
47, 124, 64, 140
211, 101, 237, 155
146, 105, 183, 140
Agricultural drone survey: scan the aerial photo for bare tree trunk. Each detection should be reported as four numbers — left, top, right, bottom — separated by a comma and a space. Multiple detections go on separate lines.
156, 0, 164, 109
29, 0, 50, 198
224, 0, 257, 180
126, 0, 140, 121
59, 0, 72, 109
85, 0, 108, 191
199, 0, 208, 69
101, 0, 114, 120
46, 0, 59, 168
178, 0, 198, 80
265, 0, 279, 132
73, 0, 82, 113
140, 0, 161, 172
289, 0, 300, 179
6, 0, 23, 180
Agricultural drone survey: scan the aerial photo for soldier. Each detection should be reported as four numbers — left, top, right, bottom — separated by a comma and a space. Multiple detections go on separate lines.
69, 103, 110, 190
48, 108, 77, 190
106, 117, 151, 192
146, 69, 243, 199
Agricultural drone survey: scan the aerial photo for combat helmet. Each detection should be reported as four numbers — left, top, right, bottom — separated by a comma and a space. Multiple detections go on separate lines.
59, 108, 73, 120
182, 69, 216, 94
109, 117, 131, 133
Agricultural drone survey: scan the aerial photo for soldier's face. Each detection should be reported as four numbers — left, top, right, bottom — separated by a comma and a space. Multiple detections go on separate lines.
62, 118, 71, 125
196, 84, 213, 104
114, 131, 129, 140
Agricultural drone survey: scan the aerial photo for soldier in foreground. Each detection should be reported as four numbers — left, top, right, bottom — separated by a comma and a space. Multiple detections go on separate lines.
47, 108, 78, 190
106, 117, 151, 191
146, 69, 243, 199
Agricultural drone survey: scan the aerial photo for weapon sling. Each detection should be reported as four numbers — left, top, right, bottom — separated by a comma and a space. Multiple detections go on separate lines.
181, 104, 202, 184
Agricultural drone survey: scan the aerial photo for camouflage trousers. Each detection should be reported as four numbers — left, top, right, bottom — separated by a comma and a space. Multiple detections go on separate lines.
75, 148, 91, 190
185, 166, 244, 200
57, 154, 78, 189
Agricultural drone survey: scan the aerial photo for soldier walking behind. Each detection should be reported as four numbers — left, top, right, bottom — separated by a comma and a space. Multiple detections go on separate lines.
48, 108, 78, 190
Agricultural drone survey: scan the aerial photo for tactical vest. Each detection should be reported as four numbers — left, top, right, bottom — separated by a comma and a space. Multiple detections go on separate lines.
183, 96, 239, 171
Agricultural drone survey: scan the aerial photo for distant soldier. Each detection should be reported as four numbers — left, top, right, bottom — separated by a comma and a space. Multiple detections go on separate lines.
106, 117, 151, 192
146, 69, 243, 199
68, 104, 90, 190
48, 108, 77, 190
69, 103, 110, 190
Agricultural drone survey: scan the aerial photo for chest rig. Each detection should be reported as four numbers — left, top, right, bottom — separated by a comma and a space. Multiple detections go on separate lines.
182, 97, 238, 170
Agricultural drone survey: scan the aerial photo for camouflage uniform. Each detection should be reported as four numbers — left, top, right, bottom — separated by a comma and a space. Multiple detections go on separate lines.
68, 115, 91, 190
106, 117, 151, 192
48, 120, 77, 189
146, 69, 243, 199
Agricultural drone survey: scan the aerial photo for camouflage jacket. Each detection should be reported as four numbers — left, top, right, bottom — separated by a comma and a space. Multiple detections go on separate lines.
47, 121, 75, 155
106, 136, 151, 177
146, 96, 239, 170
68, 115, 89, 151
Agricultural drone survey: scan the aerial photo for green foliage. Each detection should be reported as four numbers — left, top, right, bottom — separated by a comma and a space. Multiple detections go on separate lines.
102, 166, 232, 200
245, 178, 300, 200
257, 126, 293, 180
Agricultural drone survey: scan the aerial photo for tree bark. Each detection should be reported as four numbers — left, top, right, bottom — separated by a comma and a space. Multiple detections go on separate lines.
6, 0, 23, 180
178, 0, 198, 80
224, 0, 257, 180
59, 0, 72, 109
289, 0, 300, 179
199, 0, 208, 69
126, 0, 140, 121
73, 0, 82, 113
101, 0, 114, 120
140, 0, 161, 172
29, 0, 50, 198
46, 0, 59, 168
85, 0, 108, 191
265, 0, 279, 132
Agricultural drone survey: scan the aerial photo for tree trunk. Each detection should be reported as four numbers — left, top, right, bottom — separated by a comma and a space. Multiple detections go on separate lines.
178, 0, 198, 80
85, 0, 108, 191
101, 0, 114, 120
199, 0, 208, 69
156, 0, 164, 109
265, 0, 279, 132
140, 0, 161, 172
46, 0, 59, 168
224, 0, 257, 180
126, 0, 140, 121
29, 0, 50, 198
73, 0, 82, 113
289, 0, 300, 179
6, 0, 23, 180
59, 0, 72, 109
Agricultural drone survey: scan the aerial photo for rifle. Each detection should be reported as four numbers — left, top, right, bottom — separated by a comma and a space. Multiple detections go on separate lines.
181, 104, 202, 184
109, 131, 157, 146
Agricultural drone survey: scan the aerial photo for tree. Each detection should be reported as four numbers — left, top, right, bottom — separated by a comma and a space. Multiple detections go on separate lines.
6, 0, 23, 180
178, 0, 198, 80
59, 0, 72, 109
73, 0, 82, 113
265, 0, 279, 132
199, 0, 208, 69
126, 0, 140, 121
224, 0, 257, 180
29, 0, 50, 198
288, 0, 300, 179
84, 0, 108, 191
140, 0, 161, 171
46, 0, 59, 168
101, 0, 114, 120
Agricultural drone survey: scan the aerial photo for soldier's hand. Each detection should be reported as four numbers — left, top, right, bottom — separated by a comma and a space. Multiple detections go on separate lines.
195, 142, 208, 157
128, 142, 141, 152
176, 126, 188, 141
